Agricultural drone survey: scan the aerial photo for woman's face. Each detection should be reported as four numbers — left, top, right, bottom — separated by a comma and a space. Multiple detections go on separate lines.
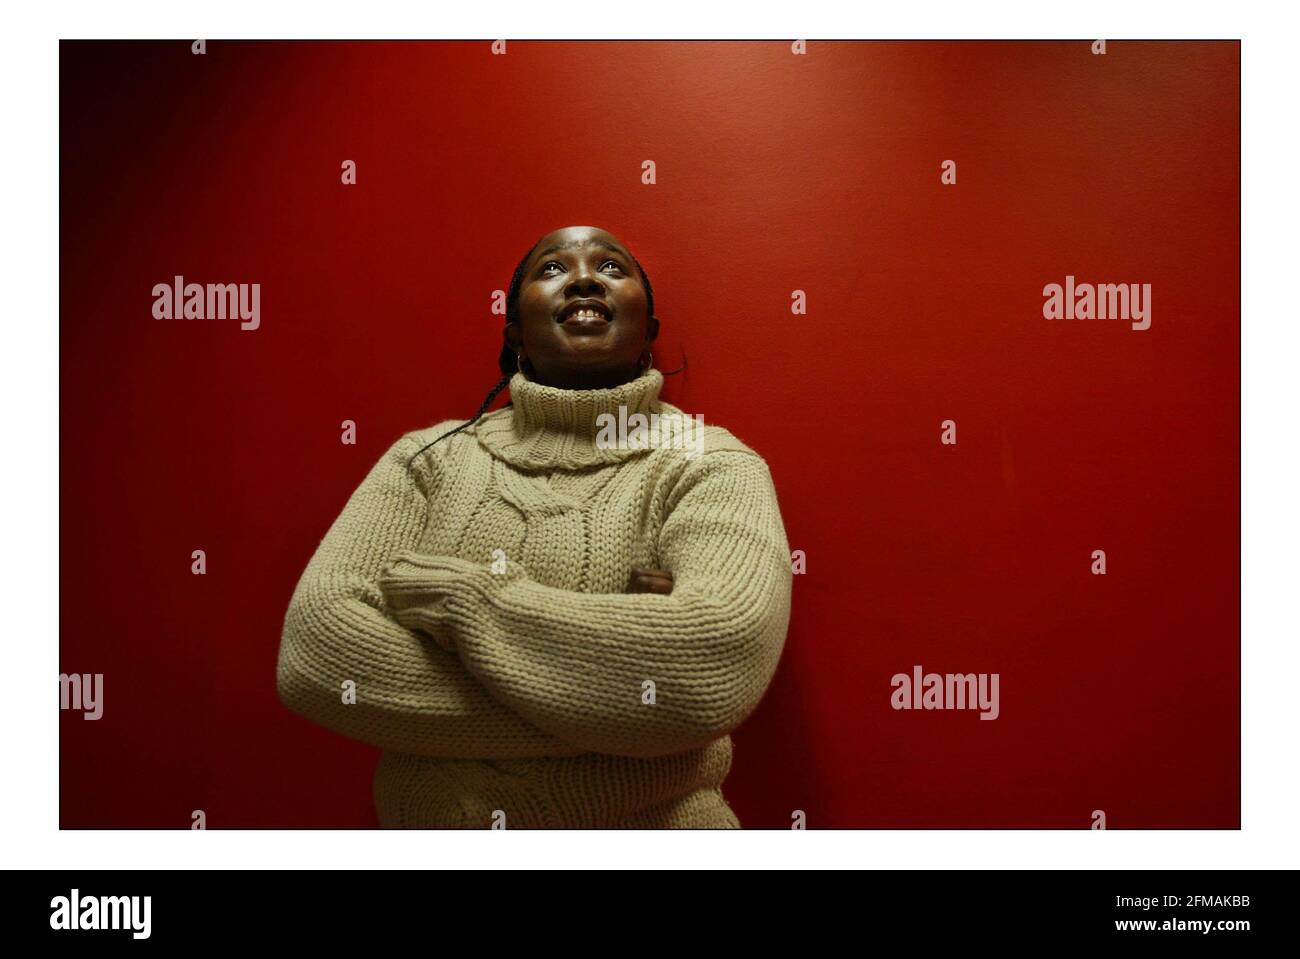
506, 225, 658, 390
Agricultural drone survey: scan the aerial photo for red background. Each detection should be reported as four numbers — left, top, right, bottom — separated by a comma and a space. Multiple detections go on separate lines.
60, 40, 1239, 828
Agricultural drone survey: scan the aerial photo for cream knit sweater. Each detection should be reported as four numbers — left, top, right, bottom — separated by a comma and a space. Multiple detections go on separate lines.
276, 368, 792, 828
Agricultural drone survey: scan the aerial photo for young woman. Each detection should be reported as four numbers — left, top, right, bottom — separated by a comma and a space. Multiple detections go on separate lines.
277, 225, 793, 828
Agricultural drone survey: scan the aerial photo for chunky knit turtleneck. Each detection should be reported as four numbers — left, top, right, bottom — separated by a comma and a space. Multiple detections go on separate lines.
474, 368, 666, 470
277, 370, 792, 829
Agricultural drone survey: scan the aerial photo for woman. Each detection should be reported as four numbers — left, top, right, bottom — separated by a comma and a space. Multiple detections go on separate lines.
277, 225, 793, 828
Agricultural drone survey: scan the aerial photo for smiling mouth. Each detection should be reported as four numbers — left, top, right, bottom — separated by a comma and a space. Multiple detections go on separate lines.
558, 303, 612, 325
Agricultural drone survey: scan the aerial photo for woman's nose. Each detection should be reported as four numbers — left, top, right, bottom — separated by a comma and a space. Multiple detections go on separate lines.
565, 264, 606, 295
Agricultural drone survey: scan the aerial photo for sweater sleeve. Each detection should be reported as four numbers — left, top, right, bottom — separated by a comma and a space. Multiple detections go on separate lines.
377, 448, 793, 758
276, 428, 587, 759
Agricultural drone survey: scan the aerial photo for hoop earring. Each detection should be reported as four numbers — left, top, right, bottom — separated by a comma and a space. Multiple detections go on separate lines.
639, 350, 653, 372
516, 353, 526, 374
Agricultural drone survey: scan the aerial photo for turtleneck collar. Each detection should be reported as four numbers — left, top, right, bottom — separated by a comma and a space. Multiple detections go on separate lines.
473, 367, 667, 471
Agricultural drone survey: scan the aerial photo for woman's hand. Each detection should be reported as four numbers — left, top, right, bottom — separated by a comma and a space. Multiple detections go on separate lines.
628, 567, 674, 595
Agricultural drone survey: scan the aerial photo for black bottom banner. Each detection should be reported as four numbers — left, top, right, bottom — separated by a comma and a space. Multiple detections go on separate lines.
7, 869, 1289, 947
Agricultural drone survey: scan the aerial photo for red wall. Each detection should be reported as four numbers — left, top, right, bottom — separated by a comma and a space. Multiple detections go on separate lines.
60, 40, 1239, 828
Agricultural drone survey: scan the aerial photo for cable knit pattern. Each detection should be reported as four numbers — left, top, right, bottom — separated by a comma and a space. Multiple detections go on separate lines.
277, 367, 792, 828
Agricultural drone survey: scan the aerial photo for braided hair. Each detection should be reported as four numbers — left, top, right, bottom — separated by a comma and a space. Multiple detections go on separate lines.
405, 238, 662, 472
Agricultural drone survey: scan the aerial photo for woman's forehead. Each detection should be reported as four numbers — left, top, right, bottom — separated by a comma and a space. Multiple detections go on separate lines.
532, 229, 629, 262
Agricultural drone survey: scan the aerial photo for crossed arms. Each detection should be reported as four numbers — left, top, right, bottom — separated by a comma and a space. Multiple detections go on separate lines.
276, 429, 792, 760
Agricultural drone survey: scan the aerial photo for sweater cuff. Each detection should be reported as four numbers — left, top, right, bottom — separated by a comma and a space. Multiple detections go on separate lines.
380, 549, 529, 612
378, 551, 490, 641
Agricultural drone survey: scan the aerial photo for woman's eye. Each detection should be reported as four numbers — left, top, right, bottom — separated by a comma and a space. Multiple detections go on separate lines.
541, 259, 621, 276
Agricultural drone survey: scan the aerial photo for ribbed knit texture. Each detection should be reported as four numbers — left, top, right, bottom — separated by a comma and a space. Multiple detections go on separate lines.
277, 367, 792, 828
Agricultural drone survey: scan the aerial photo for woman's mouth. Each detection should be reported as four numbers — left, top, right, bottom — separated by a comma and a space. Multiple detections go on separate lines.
558, 304, 612, 328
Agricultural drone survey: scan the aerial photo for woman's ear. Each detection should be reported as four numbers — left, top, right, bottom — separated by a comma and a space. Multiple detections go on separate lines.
646, 314, 660, 344
504, 322, 522, 354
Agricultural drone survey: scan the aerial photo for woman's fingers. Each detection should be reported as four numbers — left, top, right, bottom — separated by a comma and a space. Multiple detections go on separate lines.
631, 576, 674, 594
628, 567, 674, 594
